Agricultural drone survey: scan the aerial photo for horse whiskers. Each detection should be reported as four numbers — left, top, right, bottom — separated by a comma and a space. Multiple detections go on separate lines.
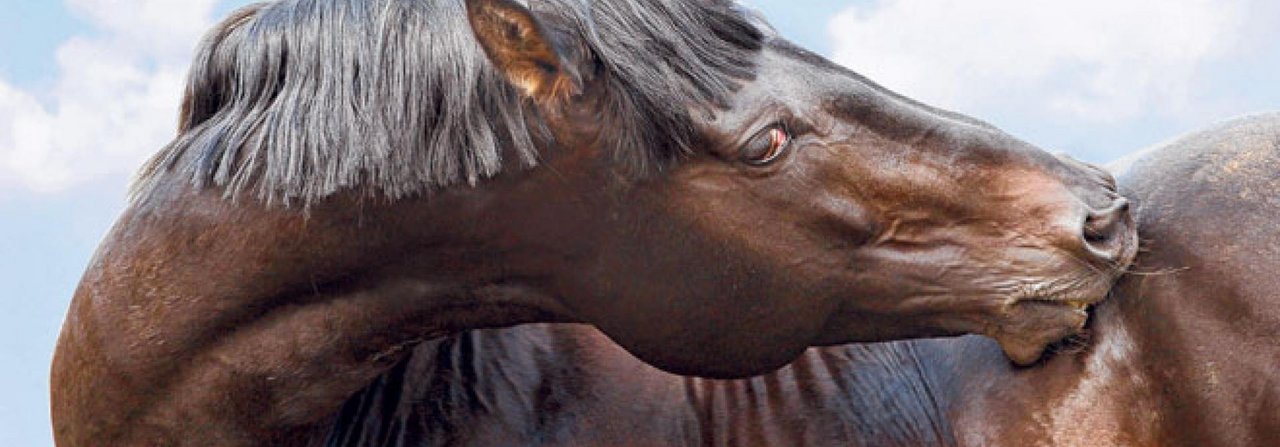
1056, 241, 1182, 280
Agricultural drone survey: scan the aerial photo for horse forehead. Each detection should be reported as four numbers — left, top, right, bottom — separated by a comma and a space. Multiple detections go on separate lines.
726, 43, 995, 133
756, 44, 858, 99
707, 45, 848, 129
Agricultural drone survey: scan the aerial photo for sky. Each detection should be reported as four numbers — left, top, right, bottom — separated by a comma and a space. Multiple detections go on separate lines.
1, 0, 1277, 444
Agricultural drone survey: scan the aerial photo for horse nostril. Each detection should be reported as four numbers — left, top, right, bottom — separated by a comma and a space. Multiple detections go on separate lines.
1082, 198, 1130, 253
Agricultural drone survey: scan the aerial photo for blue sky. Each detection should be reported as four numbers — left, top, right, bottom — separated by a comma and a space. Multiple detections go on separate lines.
1, 0, 1276, 445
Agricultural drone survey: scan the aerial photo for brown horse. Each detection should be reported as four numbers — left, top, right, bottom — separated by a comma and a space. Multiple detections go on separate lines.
51, 0, 1135, 445
322, 113, 1280, 446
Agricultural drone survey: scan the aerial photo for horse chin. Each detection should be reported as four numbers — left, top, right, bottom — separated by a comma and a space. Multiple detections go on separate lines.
989, 299, 1094, 366
985, 247, 1133, 365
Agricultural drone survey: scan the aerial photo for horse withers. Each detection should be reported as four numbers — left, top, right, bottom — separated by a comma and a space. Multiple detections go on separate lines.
51, 0, 1134, 445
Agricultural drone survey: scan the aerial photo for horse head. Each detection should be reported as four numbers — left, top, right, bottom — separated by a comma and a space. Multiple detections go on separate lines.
461, 0, 1137, 374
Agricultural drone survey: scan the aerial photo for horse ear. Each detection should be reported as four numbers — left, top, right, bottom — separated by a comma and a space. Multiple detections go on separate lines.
465, 0, 582, 102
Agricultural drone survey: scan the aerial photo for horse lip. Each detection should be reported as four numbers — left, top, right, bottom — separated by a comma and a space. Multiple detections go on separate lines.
1012, 279, 1114, 310
1016, 296, 1100, 311
1024, 299, 1092, 312
993, 299, 1093, 366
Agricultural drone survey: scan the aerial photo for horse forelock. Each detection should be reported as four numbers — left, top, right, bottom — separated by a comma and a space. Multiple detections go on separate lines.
131, 0, 764, 206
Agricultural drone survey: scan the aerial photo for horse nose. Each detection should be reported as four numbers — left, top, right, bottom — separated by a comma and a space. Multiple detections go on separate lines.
1079, 198, 1131, 262
1053, 152, 1119, 192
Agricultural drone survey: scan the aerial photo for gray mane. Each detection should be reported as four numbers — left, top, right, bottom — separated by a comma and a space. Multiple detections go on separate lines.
132, 0, 763, 205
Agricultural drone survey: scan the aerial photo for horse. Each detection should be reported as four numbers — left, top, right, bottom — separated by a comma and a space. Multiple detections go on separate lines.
50, 0, 1136, 445
320, 113, 1280, 446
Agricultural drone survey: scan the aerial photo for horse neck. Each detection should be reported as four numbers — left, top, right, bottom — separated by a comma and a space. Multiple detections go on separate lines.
50, 175, 580, 445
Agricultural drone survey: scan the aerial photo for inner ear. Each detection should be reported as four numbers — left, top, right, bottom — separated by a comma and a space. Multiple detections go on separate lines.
465, 0, 582, 102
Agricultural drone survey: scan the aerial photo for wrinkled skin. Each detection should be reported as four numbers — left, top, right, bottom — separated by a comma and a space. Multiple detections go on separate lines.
319, 113, 1280, 446
50, 1, 1134, 445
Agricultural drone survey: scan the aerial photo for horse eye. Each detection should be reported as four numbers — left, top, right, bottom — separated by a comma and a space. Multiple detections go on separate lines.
741, 125, 791, 166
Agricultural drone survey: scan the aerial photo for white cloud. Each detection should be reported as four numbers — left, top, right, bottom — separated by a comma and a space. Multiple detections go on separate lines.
0, 0, 219, 194
828, 0, 1247, 122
